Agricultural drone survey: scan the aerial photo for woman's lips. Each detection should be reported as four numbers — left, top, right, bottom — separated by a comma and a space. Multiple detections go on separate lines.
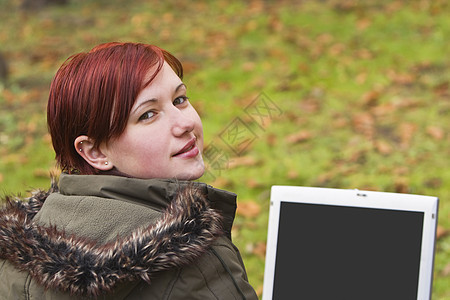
173, 138, 199, 158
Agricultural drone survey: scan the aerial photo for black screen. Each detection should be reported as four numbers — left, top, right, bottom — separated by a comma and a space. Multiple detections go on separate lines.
272, 202, 424, 300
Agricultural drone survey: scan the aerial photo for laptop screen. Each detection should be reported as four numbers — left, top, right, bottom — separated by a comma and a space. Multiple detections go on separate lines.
274, 202, 423, 299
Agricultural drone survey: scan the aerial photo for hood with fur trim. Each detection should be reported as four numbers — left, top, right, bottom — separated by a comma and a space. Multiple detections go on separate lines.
0, 181, 224, 298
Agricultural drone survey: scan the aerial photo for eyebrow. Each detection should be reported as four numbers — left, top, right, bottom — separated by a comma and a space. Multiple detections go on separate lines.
132, 83, 187, 115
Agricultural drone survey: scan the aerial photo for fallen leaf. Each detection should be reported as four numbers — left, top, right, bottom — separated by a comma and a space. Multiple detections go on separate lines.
349, 150, 367, 163
394, 98, 421, 109
441, 263, 450, 277
333, 116, 348, 128
287, 169, 299, 180
242, 61, 256, 72
352, 113, 375, 139
375, 140, 392, 155
33, 168, 51, 178
210, 176, 233, 189
356, 48, 373, 59
285, 130, 312, 144
182, 61, 199, 73
245, 178, 264, 189
371, 103, 395, 117
237, 200, 261, 218
387, 70, 416, 85
356, 18, 371, 31
399, 122, 417, 148
434, 81, 449, 97
436, 225, 450, 240
361, 90, 380, 107
355, 72, 367, 84
393, 166, 409, 176
252, 241, 266, 259
255, 285, 264, 298
328, 43, 346, 56
426, 126, 445, 140
394, 178, 409, 193
299, 98, 321, 113
424, 177, 442, 189
266, 133, 277, 147
228, 156, 260, 169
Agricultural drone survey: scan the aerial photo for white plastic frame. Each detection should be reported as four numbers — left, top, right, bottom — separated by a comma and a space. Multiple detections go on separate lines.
263, 186, 439, 300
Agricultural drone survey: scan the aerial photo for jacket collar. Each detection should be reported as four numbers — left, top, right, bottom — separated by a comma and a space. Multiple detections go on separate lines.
57, 173, 237, 236
0, 175, 228, 297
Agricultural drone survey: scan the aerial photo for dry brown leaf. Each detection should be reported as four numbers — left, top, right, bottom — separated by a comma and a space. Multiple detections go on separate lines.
352, 113, 375, 138
33, 168, 51, 178
285, 130, 312, 144
356, 18, 371, 31
333, 117, 348, 129
426, 126, 445, 140
393, 166, 409, 176
399, 122, 417, 148
361, 90, 380, 107
228, 156, 259, 169
328, 43, 346, 56
371, 103, 395, 117
245, 178, 264, 189
355, 72, 367, 84
242, 61, 256, 72
387, 70, 416, 85
436, 225, 450, 240
441, 263, 450, 277
266, 133, 277, 147
394, 178, 409, 193
287, 169, 299, 180
252, 241, 267, 260
2, 89, 15, 103
255, 285, 264, 298
237, 201, 261, 218
375, 140, 392, 155
299, 98, 321, 113
434, 81, 449, 97
182, 61, 199, 73
394, 98, 421, 109
424, 177, 442, 189
210, 177, 233, 189
356, 48, 373, 59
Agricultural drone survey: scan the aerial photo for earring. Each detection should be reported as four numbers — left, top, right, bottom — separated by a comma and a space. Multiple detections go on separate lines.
105, 162, 108, 165
79, 148, 83, 152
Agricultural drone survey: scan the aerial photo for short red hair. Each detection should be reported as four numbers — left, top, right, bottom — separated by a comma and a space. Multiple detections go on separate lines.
47, 42, 183, 174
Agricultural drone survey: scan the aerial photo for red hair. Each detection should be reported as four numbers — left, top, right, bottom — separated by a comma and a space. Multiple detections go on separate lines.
47, 42, 183, 174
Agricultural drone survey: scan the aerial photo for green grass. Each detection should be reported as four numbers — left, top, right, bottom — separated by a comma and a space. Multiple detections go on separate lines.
1, 0, 449, 298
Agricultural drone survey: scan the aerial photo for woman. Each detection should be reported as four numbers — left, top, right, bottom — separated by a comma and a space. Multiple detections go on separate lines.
0, 42, 258, 299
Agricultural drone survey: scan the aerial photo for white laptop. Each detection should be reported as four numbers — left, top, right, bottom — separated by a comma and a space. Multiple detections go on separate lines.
263, 186, 439, 300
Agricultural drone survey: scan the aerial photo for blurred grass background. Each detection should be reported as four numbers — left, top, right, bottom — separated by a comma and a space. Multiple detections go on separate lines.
0, 0, 449, 298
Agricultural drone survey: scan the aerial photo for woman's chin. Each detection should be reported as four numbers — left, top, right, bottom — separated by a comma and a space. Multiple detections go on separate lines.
175, 164, 205, 181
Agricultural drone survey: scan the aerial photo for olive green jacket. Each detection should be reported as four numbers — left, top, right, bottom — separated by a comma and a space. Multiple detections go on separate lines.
0, 174, 258, 299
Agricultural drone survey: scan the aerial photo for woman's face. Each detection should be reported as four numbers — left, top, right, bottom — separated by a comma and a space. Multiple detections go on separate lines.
100, 62, 205, 180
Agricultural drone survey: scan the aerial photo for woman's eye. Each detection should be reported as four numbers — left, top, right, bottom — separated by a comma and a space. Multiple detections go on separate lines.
173, 96, 189, 106
138, 111, 155, 121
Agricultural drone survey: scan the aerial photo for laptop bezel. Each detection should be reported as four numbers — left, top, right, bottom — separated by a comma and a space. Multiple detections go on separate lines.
263, 186, 439, 300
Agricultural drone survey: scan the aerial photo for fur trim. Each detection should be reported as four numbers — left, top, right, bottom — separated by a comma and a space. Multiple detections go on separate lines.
0, 185, 223, 298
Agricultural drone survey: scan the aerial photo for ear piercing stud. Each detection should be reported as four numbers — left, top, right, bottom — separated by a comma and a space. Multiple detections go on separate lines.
105, 162, 109, 165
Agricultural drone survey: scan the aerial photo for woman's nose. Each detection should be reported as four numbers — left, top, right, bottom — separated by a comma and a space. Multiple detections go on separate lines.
170, 108, 195, 136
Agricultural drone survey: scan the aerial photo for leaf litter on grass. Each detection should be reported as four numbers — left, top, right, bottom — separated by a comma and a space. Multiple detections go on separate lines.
1, 0, 449, 298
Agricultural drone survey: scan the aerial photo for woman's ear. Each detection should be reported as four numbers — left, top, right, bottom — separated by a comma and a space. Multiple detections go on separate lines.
74, 135, 113, 171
